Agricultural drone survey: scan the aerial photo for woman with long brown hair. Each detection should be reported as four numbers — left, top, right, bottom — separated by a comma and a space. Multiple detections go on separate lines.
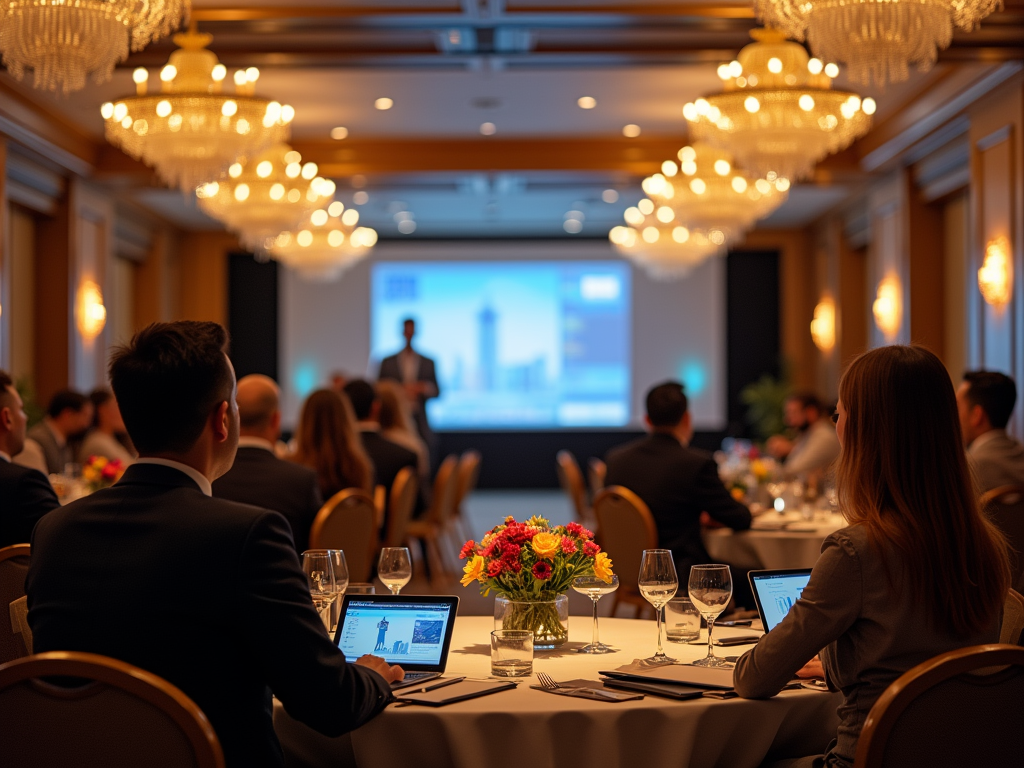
734, 345, 1010, 767
377, 380, 429, 479
290, 389, 374, 499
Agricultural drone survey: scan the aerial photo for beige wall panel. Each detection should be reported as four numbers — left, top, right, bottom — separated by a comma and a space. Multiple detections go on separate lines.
8, 205, 35, 382
943, 194, 968, 379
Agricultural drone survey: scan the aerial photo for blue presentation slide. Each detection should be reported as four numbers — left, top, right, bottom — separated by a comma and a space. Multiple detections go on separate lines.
371, 261, 631, 429
337, 602, 452, 665
755, 573, 811, 631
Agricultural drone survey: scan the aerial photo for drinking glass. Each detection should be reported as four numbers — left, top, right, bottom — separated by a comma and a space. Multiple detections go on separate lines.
572, 575, 619, 654
766, 480, 788, 513
638, 549, 678, 662
491, 630, 533, 677
378, 547, 412, 595
301, 550, 337, 631
326, 550, 350, 634
688, 564, 733, 667
665, 597, 701, 643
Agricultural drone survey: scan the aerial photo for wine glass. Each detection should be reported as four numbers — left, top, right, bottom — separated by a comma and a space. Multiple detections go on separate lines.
572, 575, 620, 654
638, 549, 678, 662
766, 480, 788, 513
688, 564, 733, 667
326, 550, 350, 634
301, 550, 337, 631
378, 547, 412, 595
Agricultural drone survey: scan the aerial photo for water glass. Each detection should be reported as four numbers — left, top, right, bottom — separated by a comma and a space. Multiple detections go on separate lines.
378, 547, 412, 594
490, 630, 533, 677
301, 550, 337, 631
326, 550, 349, 634
638, 549, 678, 662
665, 597, 701, 643
688, 564, 733, 667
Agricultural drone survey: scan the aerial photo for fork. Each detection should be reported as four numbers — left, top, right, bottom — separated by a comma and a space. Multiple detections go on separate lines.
535, 672, 622, 699
536, 672, 562, 690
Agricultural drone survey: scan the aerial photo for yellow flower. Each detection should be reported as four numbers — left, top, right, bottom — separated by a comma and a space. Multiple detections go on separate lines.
531, 532, 561, 560
730, 487, 745, 501
460, 555, 485, 587
593, 552, 614, 582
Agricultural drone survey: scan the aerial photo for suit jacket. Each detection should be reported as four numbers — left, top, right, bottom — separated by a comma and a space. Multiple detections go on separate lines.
605, 432, 752, 573
358, 429, 420, 525
378, 351, 440, 437
212, 445, 323, 554
0, 459, 60, 548
968, 429, 1024, 494
23, 421, 72, 475
27, 463, 391, 768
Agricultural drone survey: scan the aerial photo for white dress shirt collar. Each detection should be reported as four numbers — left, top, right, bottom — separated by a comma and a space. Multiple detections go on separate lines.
0, 451, 10, 463
134, 457, 213, 496
970, 428, 1006, 452
236, 436, 275, 452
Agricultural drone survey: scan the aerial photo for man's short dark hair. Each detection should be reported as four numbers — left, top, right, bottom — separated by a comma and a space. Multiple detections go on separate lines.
0, 370, 13, 406
402, 317, 415, 327
343, 379, 376, 422
788, 392, 823, 413
646, 381, 688, 427
109, 321, 234, 454
46, 389, 89, 419
963, 370, 1017, 429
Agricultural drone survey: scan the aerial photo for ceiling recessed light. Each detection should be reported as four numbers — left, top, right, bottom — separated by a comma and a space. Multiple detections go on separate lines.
398, 219, 417, 234
353, 191, 369, 205
563, 219, 583, 234
330, 126, 348, 140
480, 122, 496, 135
375, 97, 393, 110
622, 124, 641, 138
578, 96, 597, 110
602, 189, 619, 203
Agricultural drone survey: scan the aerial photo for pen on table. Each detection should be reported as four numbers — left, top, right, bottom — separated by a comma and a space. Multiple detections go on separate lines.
411, 676, 465, 693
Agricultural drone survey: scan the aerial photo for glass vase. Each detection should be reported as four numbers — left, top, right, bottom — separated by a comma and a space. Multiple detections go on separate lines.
494, 594, 569, 650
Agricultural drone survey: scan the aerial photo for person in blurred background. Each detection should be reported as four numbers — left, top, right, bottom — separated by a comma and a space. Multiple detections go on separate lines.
290, 389, 373, 500
15, 389, 93, 476
957, 370, 1024, 493
79, 389, 135, 465
378, 317, 440, 468
377, 379, 429, 480
767, 392, 840, 480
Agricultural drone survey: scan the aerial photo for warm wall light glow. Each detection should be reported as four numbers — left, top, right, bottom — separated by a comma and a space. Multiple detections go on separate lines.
872, 275, 902, 341
76, 281, 107, 340
979, 236, 1013, 307
810, 296, 836, 352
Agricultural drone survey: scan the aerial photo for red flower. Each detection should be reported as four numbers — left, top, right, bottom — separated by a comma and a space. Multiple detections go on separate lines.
487, 560, 505, 577
560, 537, 577, 555
501, 543, 521, 561
583, 541, 600, 556
532, 561, 552, 580
507, 560, 522, 573
459, 540, 476, 560
481, 541, 497, 558
566, 521, 593, 540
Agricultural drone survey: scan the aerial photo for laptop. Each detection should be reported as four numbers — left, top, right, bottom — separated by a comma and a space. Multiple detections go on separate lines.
333, 593, 460, 690
748, 568, 812, 632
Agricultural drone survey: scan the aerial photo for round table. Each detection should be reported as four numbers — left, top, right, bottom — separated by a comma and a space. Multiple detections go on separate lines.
704, 513, 847, 571
274, 615, 840, 768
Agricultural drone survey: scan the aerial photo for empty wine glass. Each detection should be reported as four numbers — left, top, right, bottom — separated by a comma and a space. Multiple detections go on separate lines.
326, 550, 350, 634
688, 564, 733, 667
638, 549, 678, 663
301, 550, 337, 631
573, 575, 619, 654
378, 547, 412, 595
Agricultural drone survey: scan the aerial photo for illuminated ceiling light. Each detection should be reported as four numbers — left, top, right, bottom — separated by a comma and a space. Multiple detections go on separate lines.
330, 126, 349, 140
609, 221, 728, 281
622, 124, 641, 138
375, 97, 394, 110
978, 236, 1013, 307
577, 96, 597, 109
872, 274, 902, 341
564, 219, 583, 234
270, 211, 378, 282
76, 280, 107, 340
480, 122, 497, 136
810, 296, 836, 352
601, 189, 619, 203
353, 191, 369, 205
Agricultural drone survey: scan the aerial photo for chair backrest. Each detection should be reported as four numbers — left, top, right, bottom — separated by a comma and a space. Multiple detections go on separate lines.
1001, 589, 1024, 645
8, 597, 30, 656
309, 489, 379, 582
373, 484, 386, 528
856, 643, 1024, 768
0, 545, 31, 664
426, 454, 460, 527
383, 467, 418, 548
592, 486, 658, 593
555, 450, 588, 521
981, 484, 1024, 591
0, 650, 224, 768
587, 457, 606, 501
453, 450, 482, 516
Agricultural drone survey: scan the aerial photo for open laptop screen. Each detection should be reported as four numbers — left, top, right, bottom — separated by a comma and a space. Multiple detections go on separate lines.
334, 595, 458, 669
748, 569, 812, 632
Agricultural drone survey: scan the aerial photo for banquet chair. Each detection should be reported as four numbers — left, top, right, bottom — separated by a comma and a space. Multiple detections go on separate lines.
451, 450, 482, 542
592, 486, 658, 618
1001, 589, 1024, 645
382, 467, 418, 549
8, 597, 30, 656
406, 454, 460, 584
0, 544, 31, 664
980, 484, 1024, 592
587, 457, 606, 502
0, 650, 224, 768
373, 484, 387, 529
556, 451, 592, 527
855, 643, 1024, 768
309, 489, 379, 583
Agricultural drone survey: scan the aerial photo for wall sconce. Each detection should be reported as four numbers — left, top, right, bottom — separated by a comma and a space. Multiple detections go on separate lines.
810, 297, 836, 353
978, 236, 1012, 307
76, 280, 107, 340
872, 274, 902, 341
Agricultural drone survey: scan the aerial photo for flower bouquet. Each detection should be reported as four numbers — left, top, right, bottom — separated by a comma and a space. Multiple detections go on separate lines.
82, 455, 126, 494
460, 515, 613, 648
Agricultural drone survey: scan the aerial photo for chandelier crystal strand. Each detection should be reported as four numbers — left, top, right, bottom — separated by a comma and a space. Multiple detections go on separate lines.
269, 204, 379, 281
101, 29, 294, 192
683, 29, 873, 181
755, 0, 1002, 86
609, 204, 728, 281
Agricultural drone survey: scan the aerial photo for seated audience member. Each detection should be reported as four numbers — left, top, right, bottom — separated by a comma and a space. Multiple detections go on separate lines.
213, 375, 323, 553
956, 370, 1024, 493
344, 379, 419, 503
766, 392, 840, 480
734, 346, 1010, 768
27, 322, 402, 768
0, 370, 59, 547
15, 389, 93, 475
377, 379, 430, 480
290, 389, 374, 499
604, 381, 753, 603
79, 388, 136, 465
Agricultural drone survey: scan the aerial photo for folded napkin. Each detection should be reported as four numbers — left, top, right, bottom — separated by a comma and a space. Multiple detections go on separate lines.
529, 679, 643, 702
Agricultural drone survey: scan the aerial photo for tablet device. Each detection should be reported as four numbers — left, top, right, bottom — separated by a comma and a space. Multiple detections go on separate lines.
748, 568, 812, 632
334, 594, 459, 689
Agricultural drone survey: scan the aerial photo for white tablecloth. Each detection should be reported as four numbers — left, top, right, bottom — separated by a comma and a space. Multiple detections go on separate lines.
703, 514, 847, 571
274, 615, 840, 768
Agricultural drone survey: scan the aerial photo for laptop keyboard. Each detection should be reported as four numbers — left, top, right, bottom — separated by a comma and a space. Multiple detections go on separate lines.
392, 672, 435, 688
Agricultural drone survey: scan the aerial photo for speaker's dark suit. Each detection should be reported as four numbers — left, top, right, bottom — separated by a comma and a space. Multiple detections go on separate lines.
0, 458, 59, 548
212, 445, 323, 554
378, 351, 440, 464
605, 433, 752, 576
27, 463, 391, 768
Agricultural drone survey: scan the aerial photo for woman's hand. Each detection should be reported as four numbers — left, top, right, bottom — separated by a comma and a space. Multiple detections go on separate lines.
796, 656, 825, 679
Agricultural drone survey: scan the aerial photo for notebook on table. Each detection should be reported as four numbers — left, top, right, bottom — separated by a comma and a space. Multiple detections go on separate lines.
747, 568, 812, 632
333, 594, 459, 690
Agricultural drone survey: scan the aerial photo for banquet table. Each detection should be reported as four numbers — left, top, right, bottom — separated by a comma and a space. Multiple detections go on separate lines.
703, 513, 847, 571
274, 615, 840, 768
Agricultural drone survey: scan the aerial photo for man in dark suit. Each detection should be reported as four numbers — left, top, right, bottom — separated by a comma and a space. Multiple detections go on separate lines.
377, 318, 439, 466
27, 321, 403, 768
0, 369, 59, 548
14, 388, 92, 476
213, 374, 322, 554
605, 381, 755, 605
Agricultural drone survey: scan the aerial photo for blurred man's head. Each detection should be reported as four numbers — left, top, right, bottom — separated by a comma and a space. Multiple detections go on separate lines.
784, 393, 824, 432
328, 371, 347, 393
0, 370, 28, 457
645, 381, 691, 443
236, 375, 281, 442
957, 370, 1017, 446
343, 379, 378, 423
402, 318, 416, 346
89, 389, 126, 434
46, 389, 93, 439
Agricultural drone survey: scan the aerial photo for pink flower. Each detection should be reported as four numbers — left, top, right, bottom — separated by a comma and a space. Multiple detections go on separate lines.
487, 560, 505, 577
532, 561, 552, 580
560, 537, 577, 555
583, 541, 600, 556
459, 540, 477, 560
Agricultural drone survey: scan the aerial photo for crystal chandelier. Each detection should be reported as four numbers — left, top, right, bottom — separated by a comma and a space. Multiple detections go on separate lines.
683, 29, 874, 181
609, 217, 728, 281
196, 144, 335, 251
754, 0, 1001, 86
269, 203, 379, 281
0, 0, 189, 94
101, 28, 294, 192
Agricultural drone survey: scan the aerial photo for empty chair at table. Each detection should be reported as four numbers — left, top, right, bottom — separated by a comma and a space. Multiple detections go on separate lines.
555, 450, 591, 526
310, 489, 380, 584
0, 545, 31, 664
592, 486, 656, 617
